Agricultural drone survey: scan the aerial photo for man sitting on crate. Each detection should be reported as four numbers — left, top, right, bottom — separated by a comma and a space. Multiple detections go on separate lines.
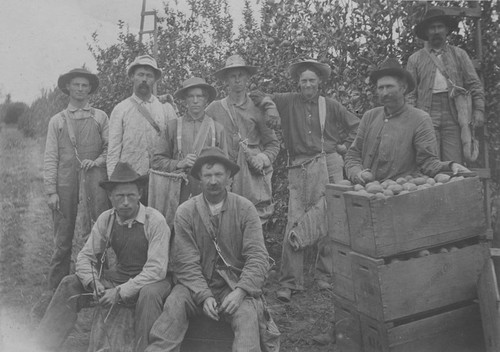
344, 57, 469, 184
147, 147, 278, 352
34, 162, 172, 352
152, 77, 227, 213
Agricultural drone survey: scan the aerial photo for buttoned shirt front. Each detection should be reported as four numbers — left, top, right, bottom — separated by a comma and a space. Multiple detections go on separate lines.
345, 104, 450, 181
107, 94, 177, 177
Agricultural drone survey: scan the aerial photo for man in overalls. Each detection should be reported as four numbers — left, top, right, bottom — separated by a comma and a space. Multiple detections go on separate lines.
152, 77, 227, 204
40, 68, 109, 312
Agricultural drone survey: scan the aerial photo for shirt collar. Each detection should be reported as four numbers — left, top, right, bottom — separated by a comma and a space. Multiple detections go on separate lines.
113, 203, 146, 227
185, 112, 205, 122
383, 103, 408, 119
132, 93, 155, 104
203, 192, 229, 213
425, 42, 449, 54
67, 102, 92, 113
228, 94, 250, 109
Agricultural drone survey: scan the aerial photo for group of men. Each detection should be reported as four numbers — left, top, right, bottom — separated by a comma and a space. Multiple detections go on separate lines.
35, 7, 483, 352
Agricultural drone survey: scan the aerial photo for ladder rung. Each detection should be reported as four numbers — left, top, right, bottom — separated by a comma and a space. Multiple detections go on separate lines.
142, 10, 156, 16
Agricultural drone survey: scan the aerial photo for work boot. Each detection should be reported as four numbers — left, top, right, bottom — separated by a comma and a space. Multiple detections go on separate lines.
316, 279, 333, 290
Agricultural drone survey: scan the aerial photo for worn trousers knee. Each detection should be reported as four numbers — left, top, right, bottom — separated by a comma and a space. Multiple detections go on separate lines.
135, 278, 172, 352
228, 298, 261, 352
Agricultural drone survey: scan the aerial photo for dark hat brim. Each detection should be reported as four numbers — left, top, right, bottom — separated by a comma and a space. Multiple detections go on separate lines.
289, 60, 331, 80
369, 67, 415, 94
213, 65, 259, 80
57, 71, 99, 95
99, 174, 149, 191
174, 83, 217, 102
190, 155, 240, 181
415, 15, 459, 41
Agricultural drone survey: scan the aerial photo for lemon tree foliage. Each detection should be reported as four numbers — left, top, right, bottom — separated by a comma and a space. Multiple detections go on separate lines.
19, 0, 499, 231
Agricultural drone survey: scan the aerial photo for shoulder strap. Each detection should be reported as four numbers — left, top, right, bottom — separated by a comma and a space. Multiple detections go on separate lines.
192, 116, 215, 155
318, 96, 326, 153
176, 117, 183, 158
194, 196, 217, 241
129, 97, 161, 134
61, 110, 80, 159
424, 49, 451, 81
209, 117, 216, 147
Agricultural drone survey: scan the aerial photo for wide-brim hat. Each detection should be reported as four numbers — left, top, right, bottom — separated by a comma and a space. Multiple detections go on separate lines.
99, 162, 149, 191
213, 55, 258, 79
369, 57, 415, 94
57, 68, 99, 95
127, 55, 162, 80
174, 77, 217, 102
288, 59, 331, 81
190, 147, 240, 181
414, 8, 459, 41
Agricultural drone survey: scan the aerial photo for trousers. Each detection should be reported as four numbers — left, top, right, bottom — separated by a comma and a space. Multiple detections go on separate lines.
34, 274, 171, 352
279, 152, 343, 290
146, 284, 261, 352
430, 92, 463, 163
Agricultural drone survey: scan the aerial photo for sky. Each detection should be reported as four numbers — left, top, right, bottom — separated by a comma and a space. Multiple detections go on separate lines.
0, 0, 258, 104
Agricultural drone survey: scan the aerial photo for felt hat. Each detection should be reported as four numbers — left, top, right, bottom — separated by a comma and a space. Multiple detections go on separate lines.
369, 57, 415, 94
174, 77, 217, 102
414, 7, 459, 41
99, 162, 149, 191
190, 147, 240, 180
213, 55, 258, 79
288, 59, 331, 81
57, 68, 99, 95
127, 55, 162, 80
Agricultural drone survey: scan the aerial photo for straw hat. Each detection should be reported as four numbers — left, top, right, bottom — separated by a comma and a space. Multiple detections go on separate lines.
57, 68, 99, 95
288, 59, 331, 81
174, 77, 217, 102
213, 55, 258, 79
127, 55, 162, 80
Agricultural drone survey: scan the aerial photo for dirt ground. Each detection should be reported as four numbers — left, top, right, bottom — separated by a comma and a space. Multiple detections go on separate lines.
0, 125, 337, 352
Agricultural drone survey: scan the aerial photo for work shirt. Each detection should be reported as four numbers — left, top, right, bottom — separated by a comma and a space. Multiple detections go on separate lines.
76, 204, 171, 299
270, 92, 359, 158
206, 95, 279, 164
152, 113, 227, 172
44, 103, 108, 195
406, 43, 485, 115
344, 104, 451, 181
107, 94, 177, 177
172, 192, 269, 305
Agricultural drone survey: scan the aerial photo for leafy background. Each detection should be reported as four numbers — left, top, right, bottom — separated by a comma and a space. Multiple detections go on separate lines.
7, 0, 500, 234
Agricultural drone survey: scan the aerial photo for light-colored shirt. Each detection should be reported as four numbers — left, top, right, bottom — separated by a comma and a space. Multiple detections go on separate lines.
44, 103, 108, 195
76, 204, 171, 299
107, 94, 177, 177
431, 51, 448, 93
345, 104, 451, 181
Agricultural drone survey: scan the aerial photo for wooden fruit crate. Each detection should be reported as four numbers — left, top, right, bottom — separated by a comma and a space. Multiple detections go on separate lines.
352, 242, 488, 322
344, 176, 486, 258
334, 294, 363, 352
326, 184, 354, 245
360, 302, 484, 352
331, 241, 355, 302
181, 316, 233, 352
478, 248, 500, 352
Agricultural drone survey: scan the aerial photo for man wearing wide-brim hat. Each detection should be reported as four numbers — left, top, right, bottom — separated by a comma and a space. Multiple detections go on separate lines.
35, 162, 172, 352
148, 147, 277, 351
206, 54, 280, 224
345, 57, 469, 184
406, 7, 485, 164
152, 77, 227, 208
38, 67, 110, 315
252, 58, 360, 302
107, 54, 177, 186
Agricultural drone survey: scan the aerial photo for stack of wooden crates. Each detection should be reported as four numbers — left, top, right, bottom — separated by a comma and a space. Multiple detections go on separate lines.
326, 176, 488, 352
